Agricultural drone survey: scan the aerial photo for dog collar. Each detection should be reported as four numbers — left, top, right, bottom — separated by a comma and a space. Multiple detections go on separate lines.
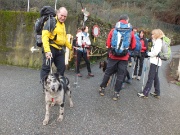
52, 98, 54, 102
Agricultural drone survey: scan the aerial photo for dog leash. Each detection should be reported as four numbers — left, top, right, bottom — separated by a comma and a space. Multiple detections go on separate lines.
46, 58, 53, 74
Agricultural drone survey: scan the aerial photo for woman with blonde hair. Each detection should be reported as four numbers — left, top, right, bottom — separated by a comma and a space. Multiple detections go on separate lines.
137, 29, 164, 98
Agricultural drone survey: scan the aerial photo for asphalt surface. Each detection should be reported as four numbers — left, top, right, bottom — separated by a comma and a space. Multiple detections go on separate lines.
0, 45, 180, 135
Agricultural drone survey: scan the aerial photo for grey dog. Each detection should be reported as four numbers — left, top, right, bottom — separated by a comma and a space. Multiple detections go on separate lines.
43, 73, 73, 125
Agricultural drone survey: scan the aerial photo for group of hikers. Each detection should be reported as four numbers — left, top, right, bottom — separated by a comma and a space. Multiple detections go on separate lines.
38, 6, 166, 101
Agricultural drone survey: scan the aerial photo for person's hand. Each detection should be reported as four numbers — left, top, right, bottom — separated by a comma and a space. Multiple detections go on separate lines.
73, 46, 78, 50
45, 52, 53, 59
145, 51, 150, 58
146, 51, 149, 56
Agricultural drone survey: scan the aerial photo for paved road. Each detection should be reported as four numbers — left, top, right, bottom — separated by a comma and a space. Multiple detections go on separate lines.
0, 45, 180, 135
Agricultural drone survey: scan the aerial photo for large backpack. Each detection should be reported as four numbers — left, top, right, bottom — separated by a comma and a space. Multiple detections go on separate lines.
158, 36, 171, 61
34, 6, 56, 47
130, 33, 142, 57
111, 22, 132, 56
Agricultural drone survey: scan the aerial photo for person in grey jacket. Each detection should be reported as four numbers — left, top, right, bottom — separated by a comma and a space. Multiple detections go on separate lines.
75, 26, 94, 77
137, 29, 164, 98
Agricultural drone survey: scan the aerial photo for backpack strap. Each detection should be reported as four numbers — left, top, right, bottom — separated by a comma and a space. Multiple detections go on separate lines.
43, 16, 56, 32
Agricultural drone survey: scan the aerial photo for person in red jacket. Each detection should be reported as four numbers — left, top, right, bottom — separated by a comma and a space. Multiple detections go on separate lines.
132, 30, 148, 80
99, 14, 136, 101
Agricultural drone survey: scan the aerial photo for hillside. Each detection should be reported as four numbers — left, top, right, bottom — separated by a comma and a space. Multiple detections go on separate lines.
0, 0, 179, 25
105, 0, 180, 25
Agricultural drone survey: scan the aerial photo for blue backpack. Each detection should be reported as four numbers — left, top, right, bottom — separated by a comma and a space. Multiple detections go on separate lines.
111, 22, 132, 56
130, 34, 142, 57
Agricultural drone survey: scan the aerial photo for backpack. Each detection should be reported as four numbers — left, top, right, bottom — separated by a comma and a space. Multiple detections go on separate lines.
158, 36, 171, 61
130, 33, 142, 57
34, 6, 56, 47
111, 22, 132, 56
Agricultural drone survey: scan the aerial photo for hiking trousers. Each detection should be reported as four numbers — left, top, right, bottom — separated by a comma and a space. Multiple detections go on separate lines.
75, 50, 91, 74
123, 69, 130, 82
143, 63, 160, 96
100, 58, 128, 92
40, 46, 65, 80
134, 54, 145, 76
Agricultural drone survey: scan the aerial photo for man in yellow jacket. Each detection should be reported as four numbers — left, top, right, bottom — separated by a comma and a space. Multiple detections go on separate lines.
40, 7, 72, 82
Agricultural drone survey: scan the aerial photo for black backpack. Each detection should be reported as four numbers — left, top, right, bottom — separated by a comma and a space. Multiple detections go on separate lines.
35, 6, 56, 47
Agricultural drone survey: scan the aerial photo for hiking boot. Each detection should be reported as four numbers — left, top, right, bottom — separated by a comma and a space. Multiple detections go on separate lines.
126, 79, 132, 84
128, 62, 132, 67
77, 73, 82, 77
88, 73, 94, 77
99, 87, 105, 96
113, 92, 120, 101
150, 92, 160, 99
137, 76, 141, 80
137, 92, 148, 98
132, 75, 137, 79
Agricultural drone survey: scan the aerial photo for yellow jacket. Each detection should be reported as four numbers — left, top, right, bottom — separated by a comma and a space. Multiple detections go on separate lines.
42, 16, 72, 53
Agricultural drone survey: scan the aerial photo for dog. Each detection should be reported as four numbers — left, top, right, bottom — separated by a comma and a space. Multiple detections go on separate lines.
99, 61, 107, 72
42, 73, 73, 125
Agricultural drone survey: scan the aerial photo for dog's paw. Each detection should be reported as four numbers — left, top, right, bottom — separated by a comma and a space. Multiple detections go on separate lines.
43, 119, 49, 125
57, 116, 63, 122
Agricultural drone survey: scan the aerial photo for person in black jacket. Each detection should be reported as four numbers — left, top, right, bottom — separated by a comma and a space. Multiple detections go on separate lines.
132, 30, 148, 80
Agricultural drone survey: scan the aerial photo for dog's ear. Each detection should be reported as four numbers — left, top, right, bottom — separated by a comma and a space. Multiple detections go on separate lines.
65, 76, 69, 86
58, 83, 63, 91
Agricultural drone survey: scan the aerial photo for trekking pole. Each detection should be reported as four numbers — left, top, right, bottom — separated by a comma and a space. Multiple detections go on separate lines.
142, 58, 147, 92
109, 74, 113, 90
109, 73, 117, 91
131, 56, 137, 78
73, 47, 80, 88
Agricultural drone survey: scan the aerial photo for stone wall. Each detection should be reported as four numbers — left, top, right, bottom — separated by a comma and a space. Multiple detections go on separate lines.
0, 11, 111, 69
169, 50, 180, 82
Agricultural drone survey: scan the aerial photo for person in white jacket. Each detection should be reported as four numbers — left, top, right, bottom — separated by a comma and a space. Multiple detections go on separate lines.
75, 26, 94, 77
137, 29, 164, 98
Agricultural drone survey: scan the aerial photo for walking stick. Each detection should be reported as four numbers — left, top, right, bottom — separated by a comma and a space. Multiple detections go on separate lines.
131, 56, 137, 78
73, 46, 80, 88
142, 58, 148, 91
109, 73, 117, 91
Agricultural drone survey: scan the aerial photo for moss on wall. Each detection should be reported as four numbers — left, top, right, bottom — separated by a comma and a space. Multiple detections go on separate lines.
0, 11, 111, 69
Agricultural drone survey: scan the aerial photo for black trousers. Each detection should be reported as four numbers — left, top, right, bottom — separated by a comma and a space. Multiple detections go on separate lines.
100, 58, 128, 92
143, 63, 160, 96
123, 69, 130, 82
134, 52, 145, 76
76, 50, 91, 74
40, 46, 65, 80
